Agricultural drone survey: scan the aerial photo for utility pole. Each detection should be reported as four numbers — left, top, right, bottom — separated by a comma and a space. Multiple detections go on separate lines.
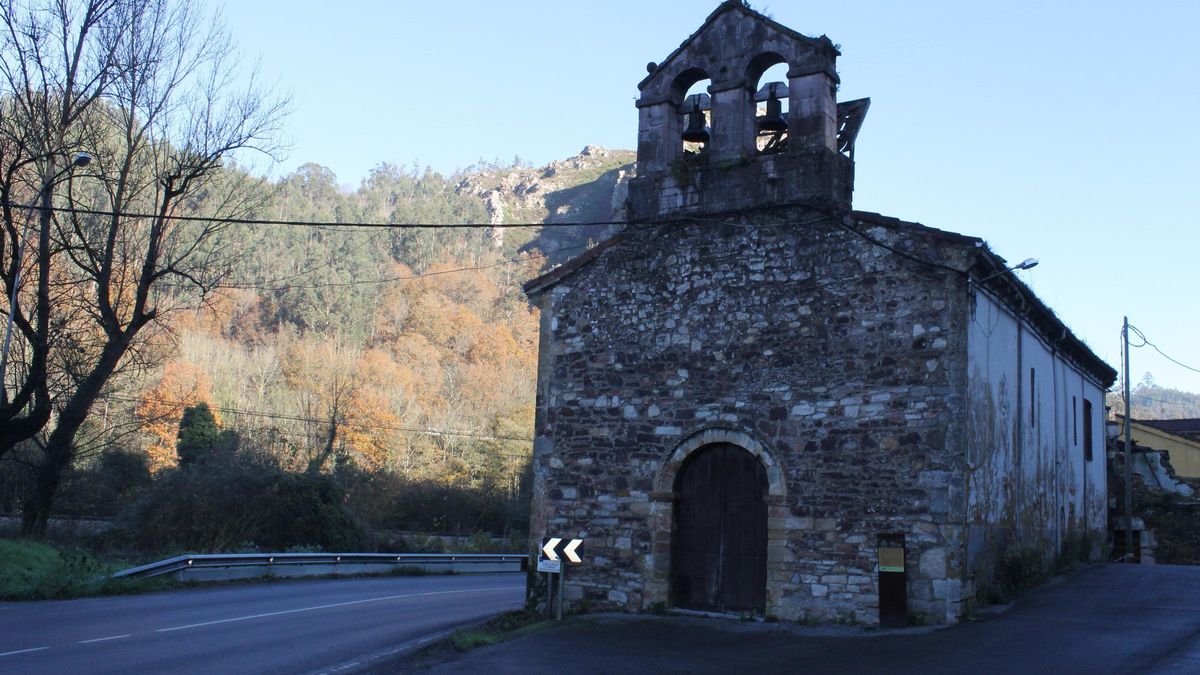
1123, 316, 1133, 560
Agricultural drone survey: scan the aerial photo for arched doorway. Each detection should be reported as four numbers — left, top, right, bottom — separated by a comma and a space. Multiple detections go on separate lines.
670, 442, 768, 613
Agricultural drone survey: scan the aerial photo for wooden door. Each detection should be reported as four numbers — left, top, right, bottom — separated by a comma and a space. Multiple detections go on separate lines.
670, 443, 768, 613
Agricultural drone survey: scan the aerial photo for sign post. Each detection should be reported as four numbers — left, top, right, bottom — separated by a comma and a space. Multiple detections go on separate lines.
540, 536, 583, 621
557, 564, 564, 621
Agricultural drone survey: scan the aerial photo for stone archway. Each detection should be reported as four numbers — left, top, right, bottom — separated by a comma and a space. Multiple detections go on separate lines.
654, 427, 787, 497
671, 442, 768, 612
652, 428, 787, 615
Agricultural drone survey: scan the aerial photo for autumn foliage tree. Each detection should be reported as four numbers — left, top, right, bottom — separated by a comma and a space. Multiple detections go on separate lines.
135, 361, 215, 472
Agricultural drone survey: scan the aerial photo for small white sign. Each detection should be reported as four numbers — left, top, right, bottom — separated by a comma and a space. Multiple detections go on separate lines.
537, 558, 562, 574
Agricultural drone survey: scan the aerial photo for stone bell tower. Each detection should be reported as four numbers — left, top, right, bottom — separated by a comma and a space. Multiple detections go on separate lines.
627, 1, 869, 221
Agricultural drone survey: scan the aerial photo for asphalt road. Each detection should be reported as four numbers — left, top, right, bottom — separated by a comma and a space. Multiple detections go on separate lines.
0, 573, 525, 674
407, 564, 1200, 674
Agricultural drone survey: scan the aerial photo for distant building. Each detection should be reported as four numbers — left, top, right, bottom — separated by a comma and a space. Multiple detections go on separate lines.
525, 1, 1116, 624
1121, 416, 1200, 478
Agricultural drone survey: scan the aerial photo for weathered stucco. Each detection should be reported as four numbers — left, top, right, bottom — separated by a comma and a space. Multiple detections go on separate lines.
965, 292, 1108, 596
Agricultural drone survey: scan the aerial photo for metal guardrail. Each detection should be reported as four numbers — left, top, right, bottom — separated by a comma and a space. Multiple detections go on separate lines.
114, 552, 529, 581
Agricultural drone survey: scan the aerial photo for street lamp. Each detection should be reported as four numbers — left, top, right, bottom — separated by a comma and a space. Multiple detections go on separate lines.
0, 152, 93, 388
1103, 413, 1131, 560
977, 257, 1039, 283
1105, 418, 1121, 442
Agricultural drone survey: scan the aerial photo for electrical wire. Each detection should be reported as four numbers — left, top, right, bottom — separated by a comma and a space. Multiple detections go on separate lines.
215, 241, 593, 292
1128, 324, 1200, 374
1124, 324, 1148, 348
840, 217, 967, 277
241, 228, 391, 289
104, 393, 534, 443
1127, 394, 1200, 411
5, 201, 631, 230
7, 197, 981, 288
4, 197, 871, 232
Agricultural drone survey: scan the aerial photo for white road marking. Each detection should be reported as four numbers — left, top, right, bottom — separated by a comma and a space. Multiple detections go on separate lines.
0, 647, 49, 657
79, 634, 132, 644
312, 626, 461, 674
156, 585, 523, 633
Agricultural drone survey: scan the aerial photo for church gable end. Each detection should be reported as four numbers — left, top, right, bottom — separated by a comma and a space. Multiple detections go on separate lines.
527, 3, 1113, 627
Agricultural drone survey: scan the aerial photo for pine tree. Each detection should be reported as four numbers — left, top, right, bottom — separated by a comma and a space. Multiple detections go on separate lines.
177, 403, 221, 467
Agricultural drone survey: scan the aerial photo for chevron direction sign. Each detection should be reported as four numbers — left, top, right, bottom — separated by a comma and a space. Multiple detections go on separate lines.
541, 537, 584, 564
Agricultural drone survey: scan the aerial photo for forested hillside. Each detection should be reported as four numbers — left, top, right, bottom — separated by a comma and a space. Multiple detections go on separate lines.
0, 147, 634, 548
18, 135, 1196, 550
1110, 377, 1200, 419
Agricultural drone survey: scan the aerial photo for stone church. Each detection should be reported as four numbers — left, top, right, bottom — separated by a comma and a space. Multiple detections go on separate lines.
524, 2, 1116, 624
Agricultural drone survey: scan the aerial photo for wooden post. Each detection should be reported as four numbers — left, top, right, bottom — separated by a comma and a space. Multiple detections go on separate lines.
1123, 316, 1134, 561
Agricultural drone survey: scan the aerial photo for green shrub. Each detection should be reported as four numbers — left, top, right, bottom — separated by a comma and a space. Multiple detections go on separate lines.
115, 446, 366, 553
339, 466, 529, 539
52, 449, 152, 519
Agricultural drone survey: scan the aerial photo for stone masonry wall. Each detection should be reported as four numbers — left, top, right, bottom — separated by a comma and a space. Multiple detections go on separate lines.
529, 206, 975, 623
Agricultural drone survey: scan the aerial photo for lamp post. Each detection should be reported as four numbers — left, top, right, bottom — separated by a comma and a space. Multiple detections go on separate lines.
0, 152, 92, 389
1104, 415, 1124, 557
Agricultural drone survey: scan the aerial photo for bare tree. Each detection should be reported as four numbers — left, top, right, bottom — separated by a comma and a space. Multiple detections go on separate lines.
0, 0, 121, 452
0, 0, 286, 535
281, 335, 359, 475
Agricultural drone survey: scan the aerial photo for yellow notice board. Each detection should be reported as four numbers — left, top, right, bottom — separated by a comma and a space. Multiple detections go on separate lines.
879, 547, 905, 573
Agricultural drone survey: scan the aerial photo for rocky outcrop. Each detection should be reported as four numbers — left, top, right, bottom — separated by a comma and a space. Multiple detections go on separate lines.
457, 146, 635, 252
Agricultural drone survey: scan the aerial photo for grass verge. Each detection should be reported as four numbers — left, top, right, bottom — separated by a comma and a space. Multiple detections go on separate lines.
0, 538, 175, 600
443, 609, 547, 653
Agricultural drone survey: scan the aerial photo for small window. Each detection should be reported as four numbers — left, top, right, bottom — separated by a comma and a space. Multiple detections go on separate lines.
1083, 399, 1094, 462
1029, 368, 1036, 428
1073, 396, 1078, 445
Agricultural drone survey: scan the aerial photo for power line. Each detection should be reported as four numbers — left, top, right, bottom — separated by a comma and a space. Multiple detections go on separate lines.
1128, 324, 1200, 375
8, 197, 964, 288
6, 201, 623, 230
1127, 394, 1200, 410
1125, 325, 1148, 348
5, 197, 864, 232
105, 393, 534, 443
218, 241, 592, 292
840, 217, 966, 277
245, 228, 391, 289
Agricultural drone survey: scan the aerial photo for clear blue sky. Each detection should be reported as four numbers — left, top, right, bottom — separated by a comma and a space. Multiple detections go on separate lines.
221, 1, 1200, 397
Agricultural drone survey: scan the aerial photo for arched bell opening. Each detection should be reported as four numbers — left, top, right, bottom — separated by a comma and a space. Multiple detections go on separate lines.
751, 60, 790, 154
671, 69, 713, 158
669, 442, 768, 614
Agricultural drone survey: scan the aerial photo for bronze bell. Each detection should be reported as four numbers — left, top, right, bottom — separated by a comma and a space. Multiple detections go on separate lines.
758, 90, 788, 134
681, 109, 710, 145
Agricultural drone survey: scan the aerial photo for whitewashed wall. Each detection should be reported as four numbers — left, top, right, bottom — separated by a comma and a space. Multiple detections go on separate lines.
965, 291, 1107, 589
